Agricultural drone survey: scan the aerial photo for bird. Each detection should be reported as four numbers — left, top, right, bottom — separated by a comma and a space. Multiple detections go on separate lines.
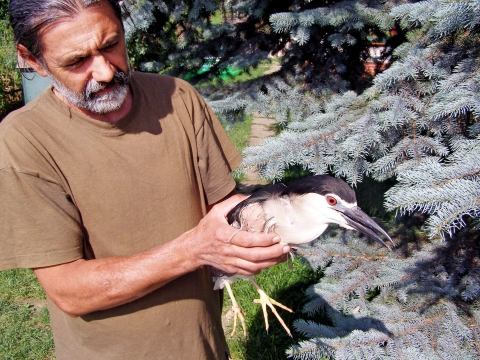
214, 174, 394, 337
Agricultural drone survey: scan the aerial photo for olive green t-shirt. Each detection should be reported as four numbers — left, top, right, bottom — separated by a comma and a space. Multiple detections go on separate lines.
0, 72, 241, 359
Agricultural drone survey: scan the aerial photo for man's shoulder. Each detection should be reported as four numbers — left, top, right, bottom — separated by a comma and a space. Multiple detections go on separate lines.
1, 103, 36, 144
1, 90, 54, 134
0, 91, 57, 168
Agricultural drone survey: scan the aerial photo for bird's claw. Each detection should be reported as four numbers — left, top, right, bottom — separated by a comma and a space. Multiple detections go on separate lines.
253, 286, 293, 337
230, 302, 247, 337
224, 282, 247, 336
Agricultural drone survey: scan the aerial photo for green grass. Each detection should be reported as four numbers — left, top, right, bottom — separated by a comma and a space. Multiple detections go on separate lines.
210, 10, 225, 26
224, 113, 253, 183
196, 58, 281, 89
223, 258, 323, 360
225, 114, 254, 151
0, 269, 54, 360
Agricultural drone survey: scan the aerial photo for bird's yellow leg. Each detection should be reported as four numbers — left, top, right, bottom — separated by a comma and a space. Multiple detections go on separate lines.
287, 248, 296, 268
250, 279, 294, 337
224, 281, 247, 336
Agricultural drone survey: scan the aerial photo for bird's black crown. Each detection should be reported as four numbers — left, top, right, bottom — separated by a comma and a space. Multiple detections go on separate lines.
285, 175, 356, 203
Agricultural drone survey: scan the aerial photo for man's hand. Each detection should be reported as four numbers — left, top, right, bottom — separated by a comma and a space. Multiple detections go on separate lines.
187, 195, 290, 276
34, 194, 288, 316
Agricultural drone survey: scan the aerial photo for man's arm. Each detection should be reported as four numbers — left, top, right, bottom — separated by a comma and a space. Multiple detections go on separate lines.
34, 195, 290, 316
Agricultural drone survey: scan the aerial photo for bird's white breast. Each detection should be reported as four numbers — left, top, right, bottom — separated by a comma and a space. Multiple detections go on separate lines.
261, 194, 329, 245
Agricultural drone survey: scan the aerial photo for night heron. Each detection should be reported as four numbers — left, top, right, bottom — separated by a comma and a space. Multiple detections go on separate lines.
215, 175, 394, 337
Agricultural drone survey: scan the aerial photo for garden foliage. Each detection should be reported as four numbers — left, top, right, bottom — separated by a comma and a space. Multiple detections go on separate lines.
0, 2, 21, 118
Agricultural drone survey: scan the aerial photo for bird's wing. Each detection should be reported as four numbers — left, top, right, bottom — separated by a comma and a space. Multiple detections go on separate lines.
214, 184, 286, 289
227, 183, 287, 228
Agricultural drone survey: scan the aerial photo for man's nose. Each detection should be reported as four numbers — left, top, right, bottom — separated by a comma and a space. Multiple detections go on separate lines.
90, 55, 115, 83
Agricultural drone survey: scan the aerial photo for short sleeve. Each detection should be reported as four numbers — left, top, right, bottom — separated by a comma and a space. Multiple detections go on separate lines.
0, 168, 84, 270
196, 102, 242, 205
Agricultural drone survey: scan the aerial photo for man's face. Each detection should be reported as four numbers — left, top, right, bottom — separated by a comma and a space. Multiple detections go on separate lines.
35, 1, 130, 114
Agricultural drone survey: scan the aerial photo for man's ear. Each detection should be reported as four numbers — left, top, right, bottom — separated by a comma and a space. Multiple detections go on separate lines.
16, 44, 49, 77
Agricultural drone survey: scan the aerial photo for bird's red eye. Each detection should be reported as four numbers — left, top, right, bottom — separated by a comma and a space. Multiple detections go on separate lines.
326, 196, 337, 206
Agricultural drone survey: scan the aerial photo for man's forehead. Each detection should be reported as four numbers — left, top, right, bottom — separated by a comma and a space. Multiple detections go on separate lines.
39, 2, 122, 59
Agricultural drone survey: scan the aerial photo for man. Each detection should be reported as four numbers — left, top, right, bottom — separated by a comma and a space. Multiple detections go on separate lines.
1, 1, 290, 359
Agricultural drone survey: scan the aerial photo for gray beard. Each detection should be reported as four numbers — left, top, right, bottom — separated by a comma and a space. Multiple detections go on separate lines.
48, 71, 130, 114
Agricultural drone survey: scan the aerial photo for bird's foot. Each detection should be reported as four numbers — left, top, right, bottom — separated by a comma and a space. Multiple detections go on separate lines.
224, 282, 247, 336
253, 286, 293, 337
230, 301, 247, 337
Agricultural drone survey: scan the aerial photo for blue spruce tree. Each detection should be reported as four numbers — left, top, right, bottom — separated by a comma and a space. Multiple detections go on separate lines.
226, 1, 480, 359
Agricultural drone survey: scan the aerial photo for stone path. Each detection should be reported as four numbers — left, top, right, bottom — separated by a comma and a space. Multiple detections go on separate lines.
241, 114, 276, 185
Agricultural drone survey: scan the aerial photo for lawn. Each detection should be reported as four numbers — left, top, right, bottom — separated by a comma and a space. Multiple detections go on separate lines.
196, 58, 281, 89
0, 269, 53, 360
225, 113, 253, 152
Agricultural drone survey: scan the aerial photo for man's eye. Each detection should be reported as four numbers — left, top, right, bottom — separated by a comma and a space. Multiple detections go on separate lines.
102, 42, 118, 51
66, 58, 86, 68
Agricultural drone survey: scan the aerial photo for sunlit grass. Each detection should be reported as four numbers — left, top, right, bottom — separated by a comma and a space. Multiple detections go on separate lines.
0, 269, 54, 360
225, 114, 253, 151
224, 113, 253, 183
197, 58, 281, 89
210, 10, 224, 25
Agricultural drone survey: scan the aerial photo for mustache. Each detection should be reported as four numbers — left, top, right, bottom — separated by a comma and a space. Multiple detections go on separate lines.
84, 71, 130, 100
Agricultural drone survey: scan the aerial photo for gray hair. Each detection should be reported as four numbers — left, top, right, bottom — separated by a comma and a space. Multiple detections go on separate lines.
9, 0, 123, 59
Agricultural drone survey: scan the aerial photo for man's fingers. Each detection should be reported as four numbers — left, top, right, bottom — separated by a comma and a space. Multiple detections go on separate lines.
226, 228, 242, 244
226, 258, 281, 276
228, 243, 290, 262
222, 227, 280, 248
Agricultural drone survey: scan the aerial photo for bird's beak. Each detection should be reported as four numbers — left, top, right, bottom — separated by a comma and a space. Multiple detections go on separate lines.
340, 206, 394, 250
